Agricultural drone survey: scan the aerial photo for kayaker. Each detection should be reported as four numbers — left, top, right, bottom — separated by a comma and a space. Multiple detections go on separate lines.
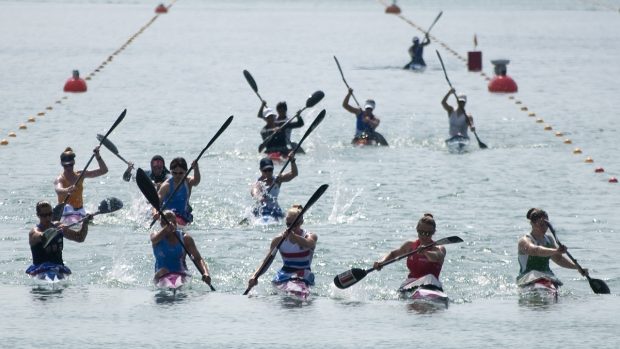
156, 157, 200, 226
247, 204, 317, 289
275, 101, 305, 150
54, 146, 108, 222
151, 210, 211, 285
441, 88, 476, 138
406, 34, 430, 69
342, 88, 387, 146
122, 155, 171, 188
258, 102, 302, 155
373, 213, 446, 290
517, 208, 588, 283
26, 200, 93, 277
251, 155, 298, 219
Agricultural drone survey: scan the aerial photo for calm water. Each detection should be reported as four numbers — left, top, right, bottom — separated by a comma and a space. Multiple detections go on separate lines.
1, 0, 619, 348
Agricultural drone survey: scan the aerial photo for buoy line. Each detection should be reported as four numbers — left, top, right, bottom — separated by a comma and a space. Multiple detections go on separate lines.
378, 0, 617, 184
1, 0, 179, 148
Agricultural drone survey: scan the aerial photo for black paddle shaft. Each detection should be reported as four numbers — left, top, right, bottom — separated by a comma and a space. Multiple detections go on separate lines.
334, 56, 362, 108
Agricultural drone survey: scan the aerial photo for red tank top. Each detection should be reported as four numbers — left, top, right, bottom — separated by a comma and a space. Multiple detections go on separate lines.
406, 240, 443, 279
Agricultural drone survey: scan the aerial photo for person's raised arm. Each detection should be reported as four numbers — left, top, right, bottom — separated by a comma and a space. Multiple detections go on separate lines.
277, 152, 298, 183
188, 160, 200, 187
288, 231, 317, 250
442, 88, 455, 114
342, 88, 360, 114
84, 146, 108, 178
257, 101, 267, 119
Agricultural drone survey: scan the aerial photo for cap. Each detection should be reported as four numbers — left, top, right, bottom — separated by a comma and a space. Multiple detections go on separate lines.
259, 158, 274, 170
364, 99, 376, 110
412, 36, 419, 43
60, 152, 75, 165
262, 108, 277, 118
457, 94, 467, 103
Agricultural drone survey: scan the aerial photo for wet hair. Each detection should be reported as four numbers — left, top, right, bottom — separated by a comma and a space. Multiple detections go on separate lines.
276, 101, 287, 112
286, 204, 303, 227
526, 208, 548, 222
169, 157, 188, 171
416, 213, 436, 231
36, 200, 52, 215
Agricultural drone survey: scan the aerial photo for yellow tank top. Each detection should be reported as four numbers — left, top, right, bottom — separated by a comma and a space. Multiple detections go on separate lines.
57, 172, 84, 209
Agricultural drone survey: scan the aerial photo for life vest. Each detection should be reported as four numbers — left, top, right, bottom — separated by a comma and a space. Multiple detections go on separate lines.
30, 224, 64, 265
56, 172, 84, 209
253, 175, 283, 218
163, 177, 192, 221
153, 230, 187, 274
449, 110, 469, 138
355, 112, 374, 136
272, 230, 315, 285
406, 240, 443, 279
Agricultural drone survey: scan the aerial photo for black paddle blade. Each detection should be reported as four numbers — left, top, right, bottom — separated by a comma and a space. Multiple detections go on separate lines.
473, 131, 488, 149
97, 197, 123, 214
103, 109, 127, 139
97, 134, 119, 154
136, 168, 161, 210
243, 69, 258, 93
435, 236, 464, 245
333, 268, 368, 289
589, 278, 610, 294
305, 90, 325, 108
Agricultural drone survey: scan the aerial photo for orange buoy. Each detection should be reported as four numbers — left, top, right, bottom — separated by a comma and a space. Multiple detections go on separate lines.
584, 157, 594, 163
8, 132, 16, 137
385, 3, 401, 14
19, 124, 27, 130
63, 70, 87, 93
37, 112, 45, 116
595, 167, 605, 173
573, 148, 582, 154
488, 59, 518, 93
563, 139, 572, 144
155, 4, 168, 13
28, 117, 36, 122
536, 118, 544, 123
528, 112, 536, 117
544, 125, 552, 130
555, 131, 564, 137
609, 177, 618, 183
0, 139, 8, 145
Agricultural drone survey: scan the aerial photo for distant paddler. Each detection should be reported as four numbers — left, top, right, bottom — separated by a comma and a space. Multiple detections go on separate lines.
441, 88, 476, 139
258, 104, 301, 159
123, 155, 171, 189
517, 208, 588, 291
155, 157, 199, 226
26, 200, 93, 281
152, 210, 211, 286
251, 154, 298, 221
342, 88, 388, 146
405, 34, 431, 70
54, 146, 108, 224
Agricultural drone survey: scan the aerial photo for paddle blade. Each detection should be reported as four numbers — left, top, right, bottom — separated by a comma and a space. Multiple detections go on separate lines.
97, 197, 123, 214
333, 268, 368, 289
305, 90, 325, 108
52, 204, 65, 222
589, 278, 610, 294
97, 134, 119, 155
102, 109, 127, 140
435, 236, 464, 245
136, 168, 161, 210
42, 228, 60, 249
243, 69, 258, 93
473, 131, 488, 149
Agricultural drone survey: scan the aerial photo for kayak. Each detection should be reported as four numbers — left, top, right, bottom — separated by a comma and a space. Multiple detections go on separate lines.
155, 272, 188, 294
445, 134, 470, 153
266, 151, 287, 163
26, 262, 71, 286
351, 131, 389, 147
398, 274, 448, 309
404, 62, 426, 72
273, 278, 310, 301
517, 270, 560, 301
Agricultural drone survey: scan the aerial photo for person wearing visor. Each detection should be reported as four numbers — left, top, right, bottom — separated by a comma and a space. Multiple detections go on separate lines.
275, 101, 305, 153
342, 88, 388, 146
122, 155, 171, 188
251, 154, 298, 220
441, 88, 476, 138
405, 34, 431, 70
156, 157, 200, 226
373, 213, 446, 291
258, 102, 303, 156
54, 146, 108, 224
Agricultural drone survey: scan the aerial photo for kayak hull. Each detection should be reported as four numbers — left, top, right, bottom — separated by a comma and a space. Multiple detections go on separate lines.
517, 271, 560, 301
351, 131, 389, 147
399, 275, 448, 309
27, 263, 71, 288
155, 272, 188, 292
445, 135, 470, 153
273, 279, 310, 301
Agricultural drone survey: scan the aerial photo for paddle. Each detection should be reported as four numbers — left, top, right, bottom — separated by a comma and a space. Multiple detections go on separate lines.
137, 168, 216, 291
96, 134, 133, 182
333, 55, 361, 107
546, 221, 610, 294
258, 90, 325, 153
42, 197, 123, 249
53, 109, 127, 220
333, 236, 464, 289
243, 184, 329, 295
147, 115, 234, 228
243, 69, 264, 104
404, 11, 442, 69
436, 50, 488, 149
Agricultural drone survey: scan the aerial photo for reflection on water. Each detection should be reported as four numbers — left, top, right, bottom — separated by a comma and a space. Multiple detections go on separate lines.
406, 300, 449, 314
30, 286, 66, 302
154, 289, 189, 305
518, 291, 559, 310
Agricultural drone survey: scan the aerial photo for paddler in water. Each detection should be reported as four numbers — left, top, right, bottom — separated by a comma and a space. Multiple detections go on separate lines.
373, 213, 446, 291
26, 200, 93, 277
156, 157, 200, 226
342, 88, 387, 146
151, 210, 211, 285
251, 155, 298, 220
441, 88, 476, 139
406, 34, 430, 69
275, 101, 305, 152
517, 208, 588, 286
122, 155, 171, 188
258, 102, 303, 157
247, 204, 317, 290
54, 146, 108, 223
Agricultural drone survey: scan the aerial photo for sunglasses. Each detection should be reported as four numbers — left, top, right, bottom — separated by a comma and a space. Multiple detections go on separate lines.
62, 163, 74, 167
261, 168, 273, 172
39, 212, 53, 217
172, 171, 185, 175
417, 230, 434, 237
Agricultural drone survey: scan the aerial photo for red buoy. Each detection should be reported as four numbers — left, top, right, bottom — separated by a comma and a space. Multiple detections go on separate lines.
609, 177, 618, 183
155, 4, 168, 13
488, 59, 518, 93
63, 70, 87, 93
468, 51, 482, 71
595, 167, 605, 173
